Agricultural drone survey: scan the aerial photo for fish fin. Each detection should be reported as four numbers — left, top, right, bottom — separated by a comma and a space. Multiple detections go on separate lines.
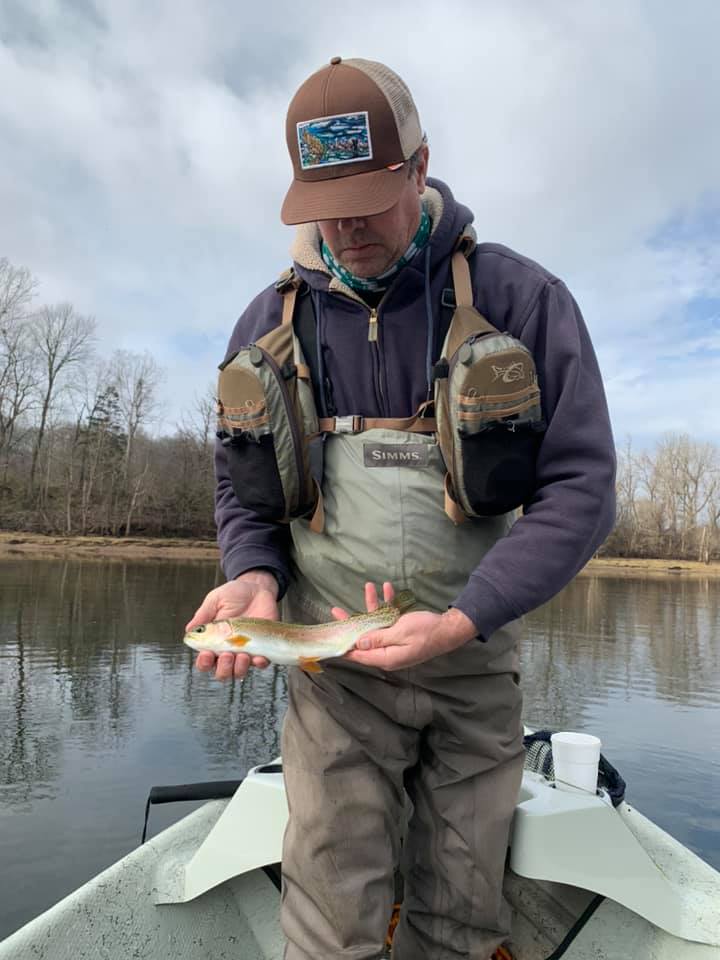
299, 656, 324, 674
382, 590, 415, 614
229, 634, 250, 647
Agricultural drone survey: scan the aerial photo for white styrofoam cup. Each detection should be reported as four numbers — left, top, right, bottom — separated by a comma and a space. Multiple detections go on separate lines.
550, 731, 602, 794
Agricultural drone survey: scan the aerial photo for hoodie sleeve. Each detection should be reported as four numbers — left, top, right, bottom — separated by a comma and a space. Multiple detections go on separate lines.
451, 278, 616, 637
215, 447, 292, 596
214, 285, 293, 596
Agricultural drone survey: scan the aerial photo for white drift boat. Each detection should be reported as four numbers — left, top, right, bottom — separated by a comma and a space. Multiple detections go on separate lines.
1, 751, 719, 960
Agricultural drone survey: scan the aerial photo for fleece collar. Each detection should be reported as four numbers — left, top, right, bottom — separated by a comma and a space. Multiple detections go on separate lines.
289, 183, 450, 302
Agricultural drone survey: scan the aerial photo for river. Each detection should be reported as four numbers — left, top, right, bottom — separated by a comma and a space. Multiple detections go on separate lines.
0, 556, 718, 940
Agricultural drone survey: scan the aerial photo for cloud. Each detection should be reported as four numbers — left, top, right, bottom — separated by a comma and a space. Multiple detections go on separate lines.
0, 0, 718, 442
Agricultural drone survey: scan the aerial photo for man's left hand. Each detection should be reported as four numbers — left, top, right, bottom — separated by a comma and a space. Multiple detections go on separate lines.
334, 582, 477, 671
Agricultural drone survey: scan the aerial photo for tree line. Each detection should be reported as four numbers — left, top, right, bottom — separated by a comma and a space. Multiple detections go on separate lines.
1, 257, 214, 537
606, 436, 720, 562
2, 256, 719, 560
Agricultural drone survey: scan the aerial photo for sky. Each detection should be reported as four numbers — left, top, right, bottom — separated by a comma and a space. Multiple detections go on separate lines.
1, 0, 719, 447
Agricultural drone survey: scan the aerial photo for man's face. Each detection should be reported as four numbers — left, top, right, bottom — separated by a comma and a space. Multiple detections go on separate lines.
318, 145, 429, 278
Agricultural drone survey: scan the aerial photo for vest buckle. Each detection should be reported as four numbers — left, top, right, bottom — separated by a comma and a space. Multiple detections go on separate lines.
334, 415, 361, 434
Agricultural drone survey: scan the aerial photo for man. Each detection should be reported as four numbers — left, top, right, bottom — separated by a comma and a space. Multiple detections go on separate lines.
188, 57, 616, 960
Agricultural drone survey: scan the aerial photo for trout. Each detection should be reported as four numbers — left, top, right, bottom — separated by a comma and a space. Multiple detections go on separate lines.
183, 591, 415, 672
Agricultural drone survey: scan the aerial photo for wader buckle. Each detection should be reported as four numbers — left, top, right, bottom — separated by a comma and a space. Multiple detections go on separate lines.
334, 415, 362, 434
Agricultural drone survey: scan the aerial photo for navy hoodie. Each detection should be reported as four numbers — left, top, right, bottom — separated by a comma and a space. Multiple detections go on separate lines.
214, 178, 616, 639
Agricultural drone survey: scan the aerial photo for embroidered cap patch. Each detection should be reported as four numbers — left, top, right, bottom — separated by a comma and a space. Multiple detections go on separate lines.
297, 112, 373, 170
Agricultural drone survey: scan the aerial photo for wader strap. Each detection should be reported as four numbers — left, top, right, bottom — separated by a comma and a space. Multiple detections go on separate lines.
318, 413, 437, 435
444, 473, 466, 525
295, 361, 311, 381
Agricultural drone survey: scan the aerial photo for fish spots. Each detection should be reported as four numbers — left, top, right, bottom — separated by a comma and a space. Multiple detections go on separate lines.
229, 634, 250, 647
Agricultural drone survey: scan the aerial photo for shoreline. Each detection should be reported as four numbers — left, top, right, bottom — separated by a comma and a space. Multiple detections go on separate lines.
0, 531, 219, 562
1, 532, 720, 576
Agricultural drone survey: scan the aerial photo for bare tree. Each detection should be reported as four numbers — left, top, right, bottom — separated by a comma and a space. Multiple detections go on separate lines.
0, 258, 36, 327
0, 317, 38, 467
78, 371, 125, 535
109, 350, 162, 534
167, 384, 216, 532
0, 260, 39, 469
29, 304, 96, 493
707, 490, 720, 564
653, 435, 718, 558
177, 383, 215, 451
111, 350, 162, 481
611, 436, 640, 556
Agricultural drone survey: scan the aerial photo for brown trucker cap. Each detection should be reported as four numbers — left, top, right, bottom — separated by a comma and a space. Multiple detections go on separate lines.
281, 57, 424, 225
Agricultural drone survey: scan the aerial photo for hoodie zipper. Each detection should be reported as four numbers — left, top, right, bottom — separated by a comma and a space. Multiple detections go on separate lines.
367, 306, 386, 413
368, 308, 378, 342
325, 287, 393, 416
367, 304, 390, 414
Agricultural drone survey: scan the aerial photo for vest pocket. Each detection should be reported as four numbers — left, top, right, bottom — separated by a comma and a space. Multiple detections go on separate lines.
459, 424, 542, 516
222, 431, 287, 521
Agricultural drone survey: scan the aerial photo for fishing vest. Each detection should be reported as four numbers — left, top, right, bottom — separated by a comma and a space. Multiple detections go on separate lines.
216, 230, 545, 531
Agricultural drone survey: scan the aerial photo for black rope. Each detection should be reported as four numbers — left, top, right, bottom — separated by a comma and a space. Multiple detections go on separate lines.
544, 894, 605, 959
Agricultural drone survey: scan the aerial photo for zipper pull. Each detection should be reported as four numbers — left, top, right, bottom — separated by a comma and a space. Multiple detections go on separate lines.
368, 308, 378, 342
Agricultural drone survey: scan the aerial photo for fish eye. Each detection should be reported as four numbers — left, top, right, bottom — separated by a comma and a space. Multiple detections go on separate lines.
195, 625, 206, 633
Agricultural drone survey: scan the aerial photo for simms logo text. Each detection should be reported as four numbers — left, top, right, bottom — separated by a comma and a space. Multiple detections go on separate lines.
363, 443, 429, 468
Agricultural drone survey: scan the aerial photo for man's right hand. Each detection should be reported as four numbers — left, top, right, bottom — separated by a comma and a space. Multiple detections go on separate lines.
185, 570, 280, 680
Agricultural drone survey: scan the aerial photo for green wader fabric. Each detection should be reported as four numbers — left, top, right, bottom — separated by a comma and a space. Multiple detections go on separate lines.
281, 429, 525, 960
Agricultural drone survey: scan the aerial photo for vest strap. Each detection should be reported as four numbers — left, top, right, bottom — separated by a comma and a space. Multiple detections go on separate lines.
444, 473, 466, 525
444, 253, 499, 358
451, 251, 474, 308
319, 413, 437, 435
281, 285, 298, 327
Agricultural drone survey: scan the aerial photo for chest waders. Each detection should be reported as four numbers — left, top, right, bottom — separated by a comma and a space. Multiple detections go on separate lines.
280, 419, 524, 958
285, 426, 515, 623
277, 251, 524, 958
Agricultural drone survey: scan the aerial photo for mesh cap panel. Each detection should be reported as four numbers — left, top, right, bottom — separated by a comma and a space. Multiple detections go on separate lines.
345, 58, 423, 158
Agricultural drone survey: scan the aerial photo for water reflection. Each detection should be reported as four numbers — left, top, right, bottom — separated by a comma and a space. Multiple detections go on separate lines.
0, 557, 718, 939
521, 575, 720, 727
0, 558, 288, 802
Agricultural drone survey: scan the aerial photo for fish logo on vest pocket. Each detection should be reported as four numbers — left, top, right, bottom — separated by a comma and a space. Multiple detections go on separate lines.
491, 361, 525, 384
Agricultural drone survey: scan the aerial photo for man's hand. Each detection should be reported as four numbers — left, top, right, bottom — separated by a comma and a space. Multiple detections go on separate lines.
186, 570, 279, 681
334, 582, 477, 671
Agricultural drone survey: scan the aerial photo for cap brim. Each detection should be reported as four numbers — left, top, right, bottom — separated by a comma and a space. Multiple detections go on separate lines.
281, 166, 407, 225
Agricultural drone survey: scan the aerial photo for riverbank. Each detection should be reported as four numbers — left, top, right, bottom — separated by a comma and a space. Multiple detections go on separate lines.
0, 531, 219, 561
1, 531, 720, 576
581, 556, 720, 577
